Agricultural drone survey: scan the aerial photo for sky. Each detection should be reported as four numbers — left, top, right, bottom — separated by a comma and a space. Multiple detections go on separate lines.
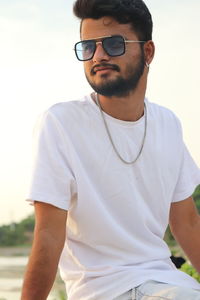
0, 0, 200, 225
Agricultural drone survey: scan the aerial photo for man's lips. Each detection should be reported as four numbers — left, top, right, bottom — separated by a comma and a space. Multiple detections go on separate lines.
95, 67, 114, 73
91, 64, 120, 75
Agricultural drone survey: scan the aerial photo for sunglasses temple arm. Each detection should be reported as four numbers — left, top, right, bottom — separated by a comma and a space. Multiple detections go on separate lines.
125, 40, 146, 43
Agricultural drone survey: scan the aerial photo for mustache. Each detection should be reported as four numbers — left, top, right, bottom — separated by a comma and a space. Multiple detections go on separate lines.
91, 63, 120, 75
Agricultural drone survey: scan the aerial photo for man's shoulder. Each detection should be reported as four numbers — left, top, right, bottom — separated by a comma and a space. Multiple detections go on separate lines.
48, 95, 90, 116
147, 99, 182, 135
41, 95, 94, 125
35, 95, 92, 133
147, 99, 180, 123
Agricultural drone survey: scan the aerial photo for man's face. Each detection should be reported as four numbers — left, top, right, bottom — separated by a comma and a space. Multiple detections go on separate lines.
80, 17, 146, 97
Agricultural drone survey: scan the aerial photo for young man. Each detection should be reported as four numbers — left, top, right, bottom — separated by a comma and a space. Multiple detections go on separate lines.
21, 0, 200, 299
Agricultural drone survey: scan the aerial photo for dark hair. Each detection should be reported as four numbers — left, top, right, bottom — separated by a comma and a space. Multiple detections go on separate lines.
73, 0, 153, 41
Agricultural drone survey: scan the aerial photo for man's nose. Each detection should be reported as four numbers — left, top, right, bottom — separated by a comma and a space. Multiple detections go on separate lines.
92, 42, 110, 62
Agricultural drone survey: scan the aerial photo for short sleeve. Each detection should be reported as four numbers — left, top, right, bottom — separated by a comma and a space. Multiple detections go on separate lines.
26, 110, 77, 210
172, 143, 200, 202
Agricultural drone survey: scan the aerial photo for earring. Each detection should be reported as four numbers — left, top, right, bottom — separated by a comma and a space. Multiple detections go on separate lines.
145, 62, 150, 68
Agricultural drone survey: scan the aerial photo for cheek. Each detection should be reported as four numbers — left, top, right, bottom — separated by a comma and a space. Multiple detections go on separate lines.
83, 62, 92, 76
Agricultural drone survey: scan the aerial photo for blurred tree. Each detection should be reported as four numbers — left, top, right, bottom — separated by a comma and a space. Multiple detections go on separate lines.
0, 215, 35, 246
193, 185, 200, 213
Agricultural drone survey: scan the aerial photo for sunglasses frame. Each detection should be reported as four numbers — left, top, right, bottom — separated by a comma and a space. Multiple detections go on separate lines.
74, 35, 146, 61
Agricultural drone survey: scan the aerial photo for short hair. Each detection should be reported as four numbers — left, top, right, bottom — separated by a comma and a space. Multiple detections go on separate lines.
73, 0, 153, 41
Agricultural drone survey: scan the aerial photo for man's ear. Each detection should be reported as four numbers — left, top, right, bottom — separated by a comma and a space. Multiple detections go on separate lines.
144, 40, 155, 66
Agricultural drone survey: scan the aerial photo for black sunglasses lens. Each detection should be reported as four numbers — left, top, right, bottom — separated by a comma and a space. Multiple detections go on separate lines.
75, 36, 125, 61
75, 40, 96, 61
103, 36, 125, 57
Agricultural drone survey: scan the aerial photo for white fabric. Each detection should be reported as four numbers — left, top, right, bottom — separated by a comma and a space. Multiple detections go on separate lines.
27, 95, 200, 300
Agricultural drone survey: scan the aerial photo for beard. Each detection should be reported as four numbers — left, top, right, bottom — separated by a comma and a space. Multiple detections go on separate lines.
85, 50, 145, 97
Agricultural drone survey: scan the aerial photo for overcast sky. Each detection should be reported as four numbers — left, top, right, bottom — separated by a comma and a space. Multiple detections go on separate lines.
0, 0, 200, 225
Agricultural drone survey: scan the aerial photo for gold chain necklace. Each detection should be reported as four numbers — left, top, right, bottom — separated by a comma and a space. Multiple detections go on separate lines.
95, 93, 147, 165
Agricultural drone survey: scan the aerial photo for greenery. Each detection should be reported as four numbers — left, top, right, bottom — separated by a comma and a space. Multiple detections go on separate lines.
0, 215, 35, 246
193, 184, 200, 213
57, 290, 67, 300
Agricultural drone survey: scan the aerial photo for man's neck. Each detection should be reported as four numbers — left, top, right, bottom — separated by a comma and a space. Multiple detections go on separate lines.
93, 84, 146, 122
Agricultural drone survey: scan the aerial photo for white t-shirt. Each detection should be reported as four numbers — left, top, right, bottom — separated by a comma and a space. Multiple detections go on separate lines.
27, 95, 200, 300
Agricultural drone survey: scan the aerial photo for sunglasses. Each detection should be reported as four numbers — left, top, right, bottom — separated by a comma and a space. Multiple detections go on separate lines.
74, 35, 146, 61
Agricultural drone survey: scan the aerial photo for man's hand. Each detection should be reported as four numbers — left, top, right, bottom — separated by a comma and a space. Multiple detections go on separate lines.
21, 202, 68, 300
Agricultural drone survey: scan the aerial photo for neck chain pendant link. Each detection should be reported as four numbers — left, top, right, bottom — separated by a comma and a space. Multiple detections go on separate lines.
95, 93, 147, 165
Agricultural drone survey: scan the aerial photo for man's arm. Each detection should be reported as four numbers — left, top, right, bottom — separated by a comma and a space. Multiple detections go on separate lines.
169, 196, 200, 273
21, 202, 68, 300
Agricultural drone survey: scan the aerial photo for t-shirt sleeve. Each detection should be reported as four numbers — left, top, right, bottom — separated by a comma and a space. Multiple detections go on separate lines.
26, 109, 77, 210
172, 143, 200, 202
